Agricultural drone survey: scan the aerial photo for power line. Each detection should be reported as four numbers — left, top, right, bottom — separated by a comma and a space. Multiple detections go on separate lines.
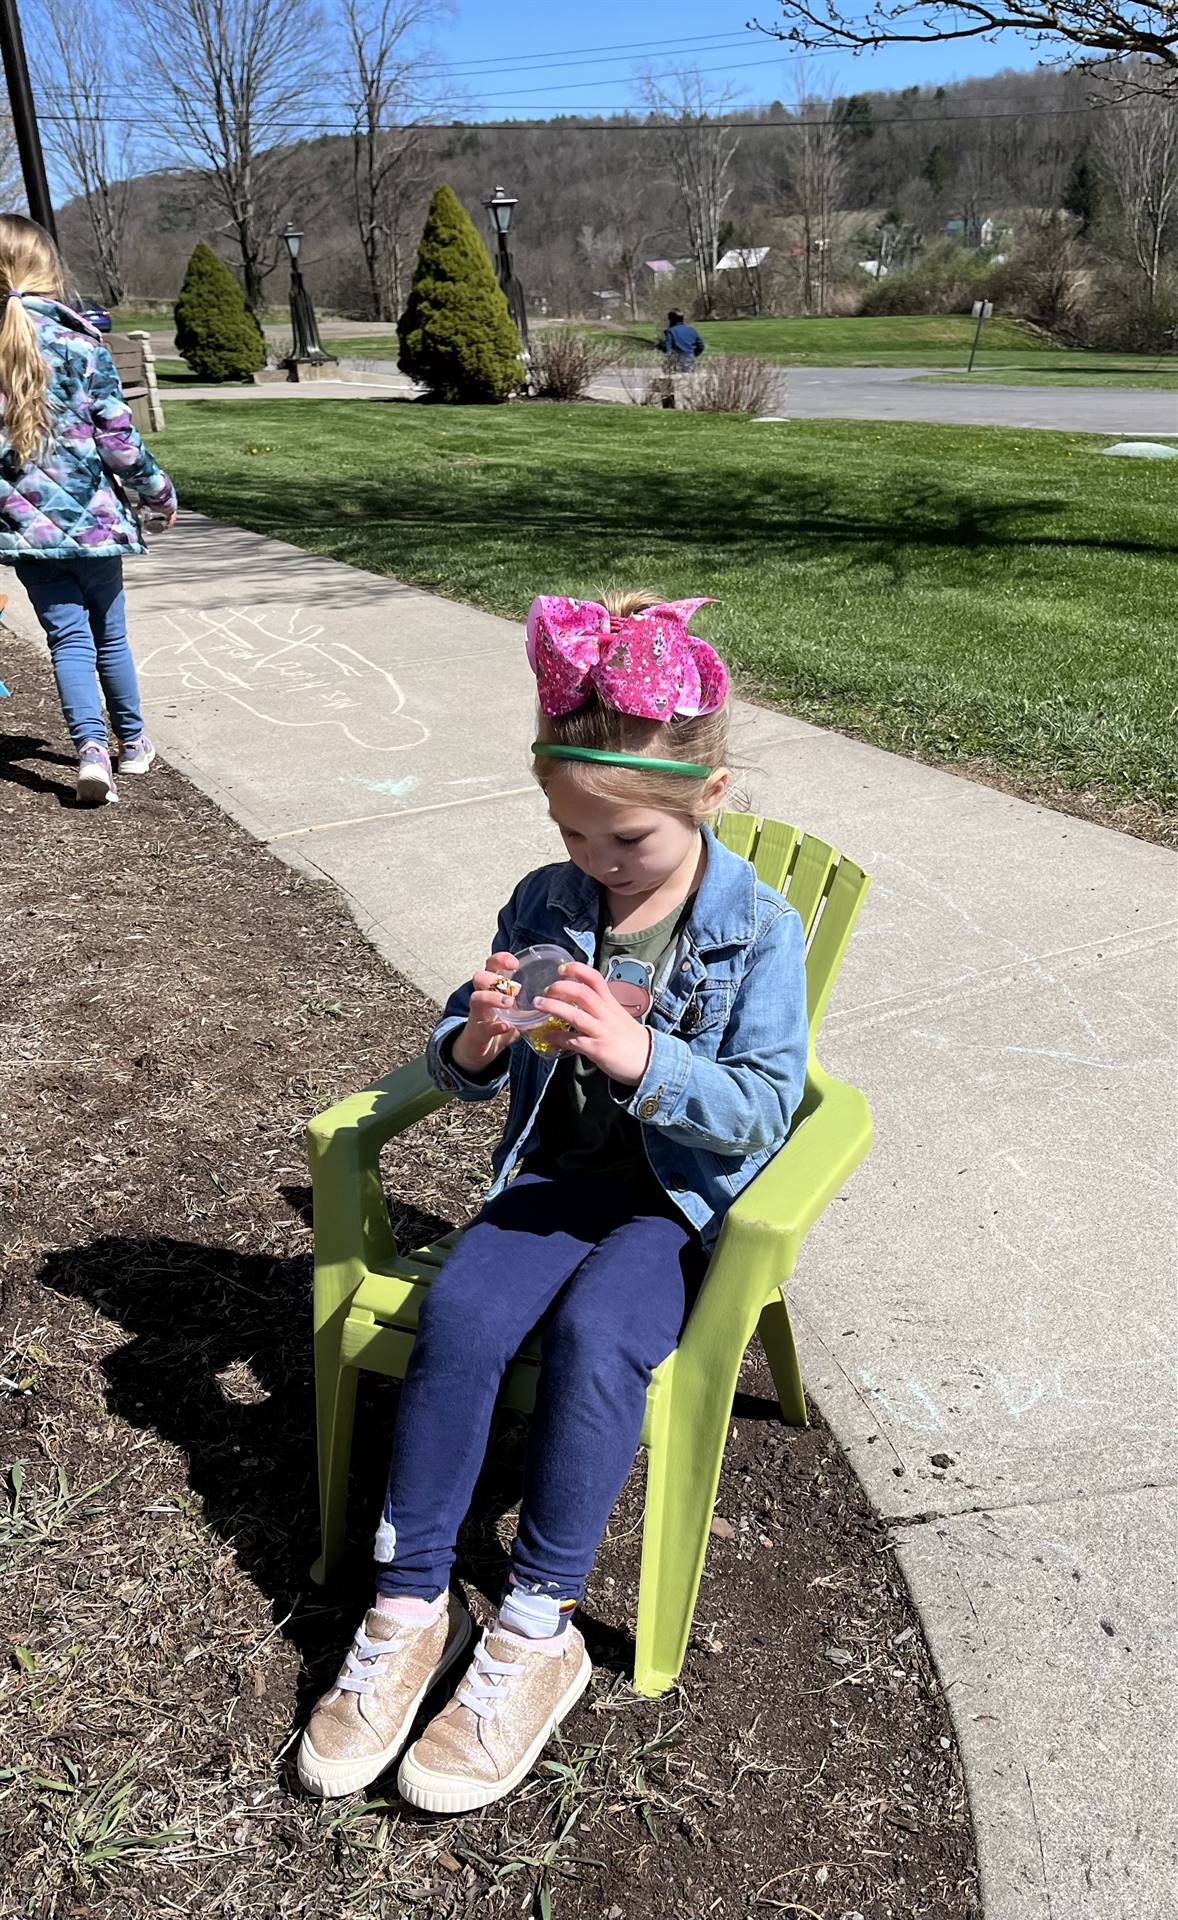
30, 45, 784, 115
423, 28, 766, 67
30, 100, 1122, 133
29, 28, 761, 98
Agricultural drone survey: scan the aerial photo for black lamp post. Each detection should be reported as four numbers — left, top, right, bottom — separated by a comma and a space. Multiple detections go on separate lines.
280, 223, 335, 376
481, 185, 529, 348
0, 0, 57, 240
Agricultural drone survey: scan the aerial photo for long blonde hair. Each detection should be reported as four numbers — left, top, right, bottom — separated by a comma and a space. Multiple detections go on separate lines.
532, 589, 730, 818
0, 214, 68, 466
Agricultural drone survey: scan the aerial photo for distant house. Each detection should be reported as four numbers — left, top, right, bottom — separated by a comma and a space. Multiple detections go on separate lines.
644, 259, 676, 277
716, 247, 769, 272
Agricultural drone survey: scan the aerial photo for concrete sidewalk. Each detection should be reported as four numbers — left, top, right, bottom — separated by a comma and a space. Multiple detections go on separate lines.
7, 521, 1177, 1917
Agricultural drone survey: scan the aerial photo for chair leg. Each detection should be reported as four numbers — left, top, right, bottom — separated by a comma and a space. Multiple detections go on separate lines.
310, 1349, 359, 1586
757, 1291, 808, 1427
633, 1358, 735, 1697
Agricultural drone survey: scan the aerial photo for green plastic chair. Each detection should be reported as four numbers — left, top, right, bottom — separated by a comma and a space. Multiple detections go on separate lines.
307, 814, 872, 1697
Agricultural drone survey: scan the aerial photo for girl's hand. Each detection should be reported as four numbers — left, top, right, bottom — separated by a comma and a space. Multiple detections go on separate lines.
536, 961, 653, 1086
449, 952, 521, 1075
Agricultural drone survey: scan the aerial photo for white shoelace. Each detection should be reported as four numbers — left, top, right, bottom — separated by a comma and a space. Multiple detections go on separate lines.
455, 1636, 524, 1722
336, 1625, 403, 1697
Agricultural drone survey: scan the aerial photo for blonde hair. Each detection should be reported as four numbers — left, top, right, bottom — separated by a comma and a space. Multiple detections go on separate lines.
532, 589, 730, 818
0, 214, 68, 466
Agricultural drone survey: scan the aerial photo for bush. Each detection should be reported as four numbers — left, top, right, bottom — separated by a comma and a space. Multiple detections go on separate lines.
174, 243, 265, 382
1080, 268, 1178, 354
397, 185, 521, 403
989, 225, 1089, 336
623, 355, 782, 414
528, 327, 617, 399
860, 240, 992, 317
683, 355, 782, 415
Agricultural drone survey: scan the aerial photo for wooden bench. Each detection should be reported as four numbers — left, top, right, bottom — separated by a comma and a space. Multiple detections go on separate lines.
108, 331, 165, 434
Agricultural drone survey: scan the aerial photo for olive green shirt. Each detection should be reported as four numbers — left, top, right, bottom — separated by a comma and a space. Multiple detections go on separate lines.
530, 897, 693, 1179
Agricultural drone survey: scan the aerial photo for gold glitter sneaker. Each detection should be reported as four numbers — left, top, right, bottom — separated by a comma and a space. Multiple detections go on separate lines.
297, 1594, 474, 1799
396, 1622, 592, 1814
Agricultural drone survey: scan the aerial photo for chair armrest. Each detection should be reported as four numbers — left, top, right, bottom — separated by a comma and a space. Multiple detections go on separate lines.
675, 1064, 872, 1368
307, 1054, 450, 1154
724, 1063, 872, 1253
307, 1055, 452, 1291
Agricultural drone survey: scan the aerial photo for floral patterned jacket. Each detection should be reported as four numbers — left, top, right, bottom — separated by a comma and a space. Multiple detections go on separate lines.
0, 297, 176, 562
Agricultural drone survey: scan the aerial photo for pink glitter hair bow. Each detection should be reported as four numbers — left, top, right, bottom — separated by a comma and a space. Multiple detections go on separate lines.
526, 595, 728, 721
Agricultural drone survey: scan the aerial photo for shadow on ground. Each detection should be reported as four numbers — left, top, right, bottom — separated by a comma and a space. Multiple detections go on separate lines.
0, 730, 75, 803
40, 1230, 636, 1707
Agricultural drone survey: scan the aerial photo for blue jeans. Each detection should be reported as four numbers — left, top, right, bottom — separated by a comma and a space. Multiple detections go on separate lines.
14, 556, 143, 750
377, 1169, 705, 1603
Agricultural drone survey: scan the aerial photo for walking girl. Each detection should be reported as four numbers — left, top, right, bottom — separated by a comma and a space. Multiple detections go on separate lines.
0, 214, 176, 805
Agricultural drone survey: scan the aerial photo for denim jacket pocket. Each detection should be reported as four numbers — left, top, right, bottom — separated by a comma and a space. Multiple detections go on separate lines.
668, 981, 735, 1040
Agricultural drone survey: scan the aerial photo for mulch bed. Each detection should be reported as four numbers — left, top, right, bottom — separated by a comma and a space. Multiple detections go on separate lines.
1, 645, 979, 1920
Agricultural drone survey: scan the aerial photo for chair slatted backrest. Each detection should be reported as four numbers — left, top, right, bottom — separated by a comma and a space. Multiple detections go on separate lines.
108, 333, 149, 400
715, 813, 870, 1038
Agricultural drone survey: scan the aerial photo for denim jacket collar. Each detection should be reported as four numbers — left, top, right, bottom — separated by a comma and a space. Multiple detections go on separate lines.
543, 822, 758, 957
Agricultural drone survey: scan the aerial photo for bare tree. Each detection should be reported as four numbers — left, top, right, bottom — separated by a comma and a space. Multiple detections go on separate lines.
32, 0, 133, 304
0, 109, 22, 208
128, 0, 324, 309
755, 1, 1178, 85
1096, 85, 1178, 300
343, 0, 449, 321
780, 80, 848, 313
578, 156, 669, 319
643, 72, 740, 315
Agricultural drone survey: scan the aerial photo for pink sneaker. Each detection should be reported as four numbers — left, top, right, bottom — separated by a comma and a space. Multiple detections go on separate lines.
76, 742, 117, 806
118, 736, 156, 776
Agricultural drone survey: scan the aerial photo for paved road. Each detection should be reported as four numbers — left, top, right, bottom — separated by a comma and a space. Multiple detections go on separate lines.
147, 330, 1177, 435
9, 519, 1175, 1917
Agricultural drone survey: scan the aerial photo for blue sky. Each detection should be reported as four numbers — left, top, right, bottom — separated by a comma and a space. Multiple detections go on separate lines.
441, 1, 1042, 119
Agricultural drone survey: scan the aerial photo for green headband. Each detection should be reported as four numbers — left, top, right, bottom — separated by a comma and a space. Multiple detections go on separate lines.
532, 742, 711, 778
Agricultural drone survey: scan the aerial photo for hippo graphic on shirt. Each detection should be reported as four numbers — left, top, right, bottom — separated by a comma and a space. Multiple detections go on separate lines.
604, 955, 654, 1020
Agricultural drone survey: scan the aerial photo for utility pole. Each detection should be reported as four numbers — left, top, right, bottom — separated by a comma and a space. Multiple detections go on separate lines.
0, 0, 58, 240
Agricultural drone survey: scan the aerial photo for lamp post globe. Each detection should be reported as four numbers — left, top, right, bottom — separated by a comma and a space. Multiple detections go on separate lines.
481, 185, 516, 237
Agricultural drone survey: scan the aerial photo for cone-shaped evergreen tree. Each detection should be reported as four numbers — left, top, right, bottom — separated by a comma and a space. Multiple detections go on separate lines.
174, 243, 266, 382
397, 186, 521, 403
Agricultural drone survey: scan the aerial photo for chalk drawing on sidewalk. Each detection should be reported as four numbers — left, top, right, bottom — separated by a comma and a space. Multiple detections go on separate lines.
342, 773, 419, 798
138, 606, 430, 755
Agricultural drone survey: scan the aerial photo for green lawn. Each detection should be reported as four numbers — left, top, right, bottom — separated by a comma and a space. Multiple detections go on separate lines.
917, 366, 1178, 390
586, 315, 1173, 376
110, 306, 291, 336
250, 316, 1178, 383
154, 357, 204, 385
321, 333, 400, 360
109, 308, 177, 333
153, 402, 1177, 831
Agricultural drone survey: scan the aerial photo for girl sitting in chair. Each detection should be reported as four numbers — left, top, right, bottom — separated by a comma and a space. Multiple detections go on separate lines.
299, 591, 809, 1812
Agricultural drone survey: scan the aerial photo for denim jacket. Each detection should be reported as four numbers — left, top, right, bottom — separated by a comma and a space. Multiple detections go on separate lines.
425, 825, 809, 1251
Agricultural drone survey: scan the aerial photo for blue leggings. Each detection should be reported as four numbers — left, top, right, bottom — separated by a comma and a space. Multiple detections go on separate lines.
377, 1168, 705, 1603
14, 555, 143, 750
